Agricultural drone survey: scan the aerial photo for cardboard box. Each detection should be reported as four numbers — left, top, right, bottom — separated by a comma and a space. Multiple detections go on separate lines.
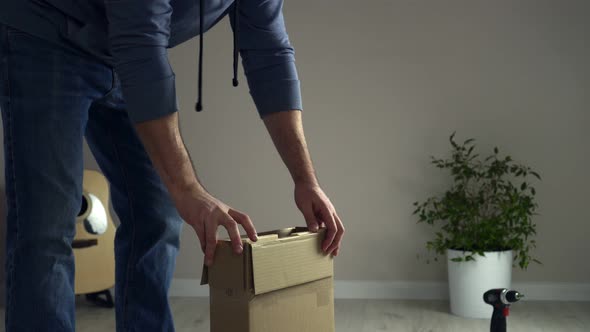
200, 226, 335, 332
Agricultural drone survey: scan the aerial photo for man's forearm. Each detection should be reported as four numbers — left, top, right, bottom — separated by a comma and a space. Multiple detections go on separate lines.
134, 112, 204, 198
263, 110, 318, 186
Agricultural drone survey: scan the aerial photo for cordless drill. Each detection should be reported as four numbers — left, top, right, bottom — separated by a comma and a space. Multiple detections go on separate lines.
483, 288, 524, 332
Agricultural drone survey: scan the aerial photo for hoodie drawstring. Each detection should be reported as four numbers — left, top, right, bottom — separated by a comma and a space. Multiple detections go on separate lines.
195, 0, 204, 112
232, 0, 240, 87
196, 0, 240, 112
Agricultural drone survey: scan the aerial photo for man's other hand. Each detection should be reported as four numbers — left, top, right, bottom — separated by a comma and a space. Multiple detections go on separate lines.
172, 186, 258, 267
294, 183, 345, 256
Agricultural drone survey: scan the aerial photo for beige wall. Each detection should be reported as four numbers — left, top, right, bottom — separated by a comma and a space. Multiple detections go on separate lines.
163, 0, 590, 283
1, 0, 589, 299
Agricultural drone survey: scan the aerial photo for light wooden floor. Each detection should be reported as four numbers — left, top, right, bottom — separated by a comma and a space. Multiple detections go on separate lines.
1, 297, 589, 331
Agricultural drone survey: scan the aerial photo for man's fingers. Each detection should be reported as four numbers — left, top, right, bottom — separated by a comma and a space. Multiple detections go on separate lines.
332, 247, 339, 256
204, 220, 218, 266
193, 223, 206, 254
229, 209, 258, 242
326, 213, 345, 254
319, 204, 337, 252
221, 216, 244, 255
301, 204, 320, 232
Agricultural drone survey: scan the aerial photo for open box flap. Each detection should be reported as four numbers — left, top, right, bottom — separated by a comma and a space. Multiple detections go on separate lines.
201, 226, 333, 295
200, 231, 282, 286
250, 228, 333, 295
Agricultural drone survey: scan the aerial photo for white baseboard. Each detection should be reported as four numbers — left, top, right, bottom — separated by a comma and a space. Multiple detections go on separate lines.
169, 278, 590, 302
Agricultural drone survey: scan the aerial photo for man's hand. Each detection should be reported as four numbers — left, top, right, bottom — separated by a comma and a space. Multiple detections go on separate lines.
263, 110, 345, 257
135, 113, 257, 267
295, 183, 344, 256
171, 185, 258, 267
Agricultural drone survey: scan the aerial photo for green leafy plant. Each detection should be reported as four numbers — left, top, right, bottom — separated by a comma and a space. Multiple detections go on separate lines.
413, 132, 542, 269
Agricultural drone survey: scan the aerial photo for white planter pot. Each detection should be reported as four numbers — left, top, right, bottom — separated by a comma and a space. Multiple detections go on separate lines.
447, 249, 513, 319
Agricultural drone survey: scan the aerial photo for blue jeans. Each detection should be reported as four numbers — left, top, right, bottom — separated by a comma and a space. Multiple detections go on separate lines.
0, 24, 183, 331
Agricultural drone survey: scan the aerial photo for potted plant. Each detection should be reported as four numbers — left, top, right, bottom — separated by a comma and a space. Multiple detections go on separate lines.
412, 132, 542, 318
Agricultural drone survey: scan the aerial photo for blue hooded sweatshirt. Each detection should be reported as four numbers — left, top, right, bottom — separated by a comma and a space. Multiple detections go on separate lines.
0, 0, 302, 123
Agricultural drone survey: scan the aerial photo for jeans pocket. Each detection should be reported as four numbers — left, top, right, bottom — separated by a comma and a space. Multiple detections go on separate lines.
5, 26, 33, 38
4, 25, 54, 56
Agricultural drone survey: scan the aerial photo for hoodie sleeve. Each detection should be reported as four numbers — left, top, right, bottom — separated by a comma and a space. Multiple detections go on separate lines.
104, 0, 178, 123
230, 0, 303, 118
